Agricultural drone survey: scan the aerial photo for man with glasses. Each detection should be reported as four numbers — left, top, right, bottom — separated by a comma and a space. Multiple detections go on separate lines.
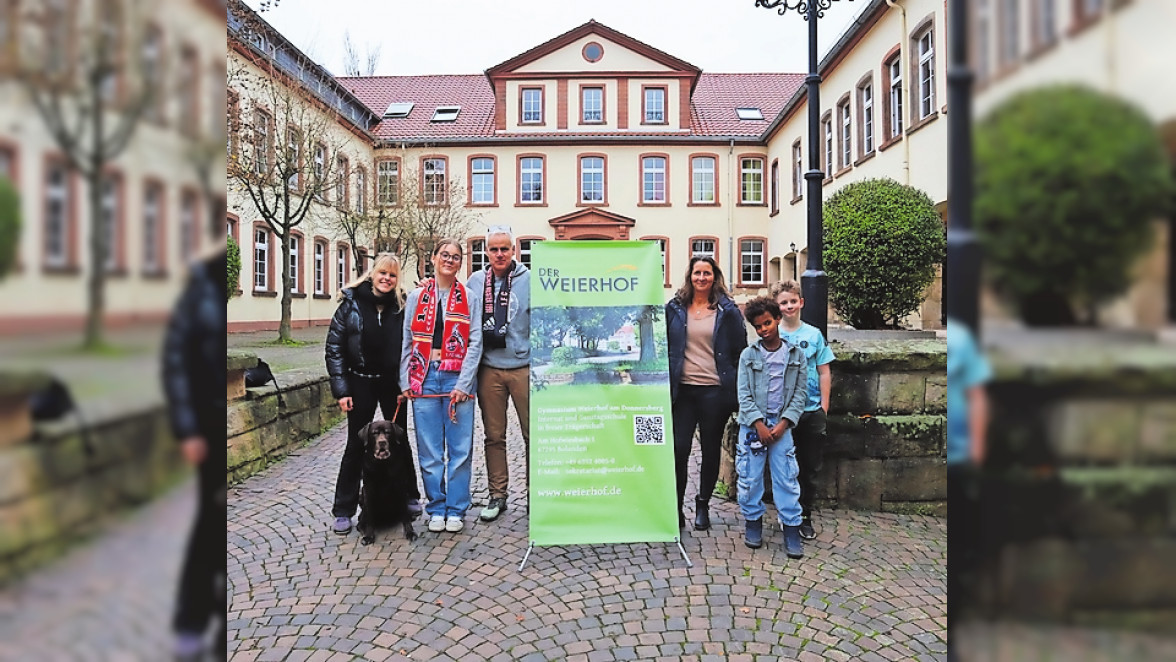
466, 225, 531, 521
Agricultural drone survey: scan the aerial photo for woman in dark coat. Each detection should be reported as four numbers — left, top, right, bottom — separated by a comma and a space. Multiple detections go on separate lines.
325, 252, 421, 535
665, 256, 748, 530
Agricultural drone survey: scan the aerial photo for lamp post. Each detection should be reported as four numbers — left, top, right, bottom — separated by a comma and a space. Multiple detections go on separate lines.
790, 242, 798, 281
944, 0, 980, 337
755, 0, 852, 338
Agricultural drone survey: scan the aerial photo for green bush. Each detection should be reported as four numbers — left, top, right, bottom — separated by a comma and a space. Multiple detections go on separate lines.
975, 85, 1172, 325
227, 235, 241, 300
551, 346, 584, 366
0, 176, 20, 281
823, 178, 945, 329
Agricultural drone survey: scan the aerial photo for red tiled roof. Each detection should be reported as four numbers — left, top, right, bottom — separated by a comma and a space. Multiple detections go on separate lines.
337, 72, 803, 142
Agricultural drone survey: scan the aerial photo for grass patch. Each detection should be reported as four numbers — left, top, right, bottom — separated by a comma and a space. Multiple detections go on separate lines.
263, 338, 311, 347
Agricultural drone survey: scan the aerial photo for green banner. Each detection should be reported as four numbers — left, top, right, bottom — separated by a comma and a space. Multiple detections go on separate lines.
529, 241, 678, 546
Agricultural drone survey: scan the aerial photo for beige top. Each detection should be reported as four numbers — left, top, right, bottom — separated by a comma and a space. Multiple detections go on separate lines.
682, 308, 720, 386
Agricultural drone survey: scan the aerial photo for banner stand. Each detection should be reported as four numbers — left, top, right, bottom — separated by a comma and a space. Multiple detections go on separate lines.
517, 539, 693, 572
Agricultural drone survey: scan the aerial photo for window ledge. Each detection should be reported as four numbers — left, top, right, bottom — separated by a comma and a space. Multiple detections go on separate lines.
789, 195, 803, 206
906, 111, 939, 136
687, 201, 720, 208
292, 292, 307, 299
638, 201, 671, 207
514, 202, 549, 208
737, 201, 767, 207
834, 165, 853, 179
878, 134, 903, 152
142, 270, 170, 280
252, 289, 278, 298
43, 265, 82, 276
854, 152, 876, 168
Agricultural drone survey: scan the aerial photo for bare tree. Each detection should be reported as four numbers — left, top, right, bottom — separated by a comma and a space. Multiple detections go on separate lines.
16, 0, 159, 349
341, 30, 382, 77
227, 49, 343, 343
326, 147, 372, 284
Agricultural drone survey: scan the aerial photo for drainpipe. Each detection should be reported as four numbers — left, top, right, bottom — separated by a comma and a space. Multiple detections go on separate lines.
727, 139, 735, 279
885, 0, 910, 185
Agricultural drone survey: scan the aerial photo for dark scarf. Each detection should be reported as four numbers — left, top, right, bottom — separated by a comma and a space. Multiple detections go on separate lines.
354, 281, 399, 374
481, 263, 514, 350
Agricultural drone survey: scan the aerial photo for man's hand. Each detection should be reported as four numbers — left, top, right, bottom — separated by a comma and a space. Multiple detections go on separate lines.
180, 436, 207, 465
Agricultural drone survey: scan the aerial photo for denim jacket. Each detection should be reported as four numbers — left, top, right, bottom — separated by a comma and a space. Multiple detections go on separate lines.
736, 338, 808, 429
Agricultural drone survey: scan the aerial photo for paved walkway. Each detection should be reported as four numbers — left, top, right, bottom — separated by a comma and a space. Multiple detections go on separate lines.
228, 406, 948, 662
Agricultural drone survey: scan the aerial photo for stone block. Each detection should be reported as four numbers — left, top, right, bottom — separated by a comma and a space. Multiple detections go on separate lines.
863, 415, 945, 458
227, 398, 278, 438
824, 415, 868, 457
319, 407, 345, 434
1069, 539, 1176, 610
830, 372, 877, 414
288, 409, 320, 445
279, 383, 318, 415
997, 538, 1077, 620
881, 457, 946, 501
32, 433, 90, 486
838, 457, 882, 510
227, 368, 246, 402
813, 459, 838, 500
876, 373, 927, 414
1048, 400, 1142, 463
227, 431, 264, 471
924, 375, 947, 413
0, 446, 43, 505
1060, 467, 1176, 538
1140, 401, 1176, 460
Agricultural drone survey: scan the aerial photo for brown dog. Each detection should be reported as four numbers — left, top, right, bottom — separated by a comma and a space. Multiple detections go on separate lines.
357, 419, 417, 545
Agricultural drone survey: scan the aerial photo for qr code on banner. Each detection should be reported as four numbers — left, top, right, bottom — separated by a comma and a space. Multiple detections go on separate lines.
633, 415, 665, 445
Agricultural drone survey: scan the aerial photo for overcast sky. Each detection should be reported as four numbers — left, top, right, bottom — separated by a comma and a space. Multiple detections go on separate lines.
244, 0, 872, 77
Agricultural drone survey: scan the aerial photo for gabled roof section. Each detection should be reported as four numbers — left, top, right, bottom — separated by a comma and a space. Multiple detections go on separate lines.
485, 19, 701, 80
548, 207, 636, 226
339, 75, 495, 141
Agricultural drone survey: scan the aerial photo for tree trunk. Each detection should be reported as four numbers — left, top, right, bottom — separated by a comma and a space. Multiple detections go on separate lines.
83, 160, 106, 349
638, 309, 656, 363
278, 229, 293, 342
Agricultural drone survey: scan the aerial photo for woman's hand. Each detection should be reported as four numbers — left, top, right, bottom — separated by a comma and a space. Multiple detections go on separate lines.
449, 389, 471, 404
338, 397, 353, 412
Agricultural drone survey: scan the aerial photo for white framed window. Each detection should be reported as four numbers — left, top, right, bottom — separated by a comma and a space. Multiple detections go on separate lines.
976, 0, 993, 82
377, 160, 398, 206
431, 105, 460, 122
691, 238, 716, 260
691, 156, 715, 204
335, 155, 347, 204
180, 190, 197, 262
740, 239, 765, 285
521, 88, 542, 123
860, 81, 874, 155
644, 88, 665, 123
888, 56, 903, 138
100, 177, 118, 271
999, 0, 1020, 66
839, 100, 852, 169
143, 183, 161, 272
770, 160, 779, 214
580, 156, 604, 203
314, 242, 325, 294
355, 168, 366, 213
285, 128, 299, 189
519, 238, 540, 269
822, 115, 833, 178
253, 110, 270, 175
520, 157, 543, 203
45, 163, 68, 267
313, 144, 325, 199
641, 156, 666, 203
581, 87, 603, 123
288, 234, 300, 293
336, 246, 346, 291
917, 27, 936, 119
471, 157, 494, 204
423, 158, 446, 205
1032, 0, 1057, 49
254, 228, 269, 290
793, 140, 804, 199
740, 157, 764, 204
470, 238, 488, 274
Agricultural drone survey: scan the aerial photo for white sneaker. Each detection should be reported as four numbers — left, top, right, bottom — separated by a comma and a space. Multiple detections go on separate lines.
445, 516, 464, 532
427, 515, 445, 532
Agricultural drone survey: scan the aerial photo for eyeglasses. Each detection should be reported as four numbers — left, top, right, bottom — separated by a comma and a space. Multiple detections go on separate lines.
438, 251, 462, 263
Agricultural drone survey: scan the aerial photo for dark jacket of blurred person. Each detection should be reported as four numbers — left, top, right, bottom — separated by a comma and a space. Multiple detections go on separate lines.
162, 247, 227, 657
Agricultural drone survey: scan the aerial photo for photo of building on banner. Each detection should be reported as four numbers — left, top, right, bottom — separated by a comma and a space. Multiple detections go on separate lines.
529, 241, 678, 548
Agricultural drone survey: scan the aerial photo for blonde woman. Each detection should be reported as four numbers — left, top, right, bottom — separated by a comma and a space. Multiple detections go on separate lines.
325, 253, 421, 535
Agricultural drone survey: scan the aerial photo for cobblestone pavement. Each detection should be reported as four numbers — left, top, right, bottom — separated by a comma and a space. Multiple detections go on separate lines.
0, 476, 197, 660
228, 406, 948, 662
954, 620, 1176, 661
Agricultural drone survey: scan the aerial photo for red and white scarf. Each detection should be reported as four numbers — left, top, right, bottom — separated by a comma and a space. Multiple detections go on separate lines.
407, 279, 471, 394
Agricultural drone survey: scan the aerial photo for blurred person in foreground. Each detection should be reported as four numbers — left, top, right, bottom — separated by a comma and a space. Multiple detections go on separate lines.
162, 239, 227, 661
946, 316, 991, 662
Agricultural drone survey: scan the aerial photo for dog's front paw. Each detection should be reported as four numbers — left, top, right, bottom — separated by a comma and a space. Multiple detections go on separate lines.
360, 535, 374, 545
404, 525, 417, 542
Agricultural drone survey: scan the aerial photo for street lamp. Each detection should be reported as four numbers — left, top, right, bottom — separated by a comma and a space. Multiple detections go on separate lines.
944, 0, 980, 336
755, 0, 852, 338
790, 242, 798, 281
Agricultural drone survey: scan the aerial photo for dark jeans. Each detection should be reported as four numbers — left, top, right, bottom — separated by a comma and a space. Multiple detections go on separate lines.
332, 374, 419, 518
672, 384, 732, 507
794, 408, 827, 519
948, 463, 982, 632
173, 439, 226, 645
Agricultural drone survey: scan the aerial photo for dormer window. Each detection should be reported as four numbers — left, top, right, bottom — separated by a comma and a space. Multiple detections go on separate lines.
736, 107, 764, 120
431, 105, 460, 122
384, 102, 414, 118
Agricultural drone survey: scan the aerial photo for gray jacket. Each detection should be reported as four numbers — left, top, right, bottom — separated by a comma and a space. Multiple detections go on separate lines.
736, 338, 808, 429
399, 283, 483, 395
466, 261, 531, 370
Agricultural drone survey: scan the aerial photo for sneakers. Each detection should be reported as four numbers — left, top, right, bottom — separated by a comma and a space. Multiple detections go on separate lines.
332, 517, 352, 535
744, 518, 763, 549
480, 496, 507, 522
445, 516, 464, 532
427, 515, 445, 532
799, 517, 816, 540
783, 524, 805, 559
407, 499, 423, 516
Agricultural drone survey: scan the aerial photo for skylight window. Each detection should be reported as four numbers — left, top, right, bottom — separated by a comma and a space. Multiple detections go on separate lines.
383, 102, 414, 118
736, 107, 764, 120
431, 105, 461, 122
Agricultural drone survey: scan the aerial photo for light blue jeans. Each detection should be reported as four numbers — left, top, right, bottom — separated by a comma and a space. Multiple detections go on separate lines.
736, 415, 802, 526
411, 362, 475, 519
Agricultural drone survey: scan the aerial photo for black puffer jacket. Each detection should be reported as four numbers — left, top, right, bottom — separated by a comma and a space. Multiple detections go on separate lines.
325, 287, 404, 399
162, 250, 227, 441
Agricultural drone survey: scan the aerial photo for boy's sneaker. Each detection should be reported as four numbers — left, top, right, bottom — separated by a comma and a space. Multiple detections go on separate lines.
427, 515, 445, 532
799, 517, 816, 540
332, 517, 352, 535
445, 516, 464, 532
480, 496, 507, 522
744, 518, 763, 549
783, 524, 805, 559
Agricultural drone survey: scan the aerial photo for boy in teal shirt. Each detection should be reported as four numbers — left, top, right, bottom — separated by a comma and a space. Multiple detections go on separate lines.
770, 280, 835, 540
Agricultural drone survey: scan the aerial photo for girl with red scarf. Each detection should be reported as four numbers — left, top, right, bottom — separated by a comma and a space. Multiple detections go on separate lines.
399, 239, 483, 533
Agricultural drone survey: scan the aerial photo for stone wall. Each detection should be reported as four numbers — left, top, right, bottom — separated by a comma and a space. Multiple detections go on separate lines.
0, 375, 181, 585
227, 351, 345, 484
973, 344, 1176, 632
717, 337, 947, 515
